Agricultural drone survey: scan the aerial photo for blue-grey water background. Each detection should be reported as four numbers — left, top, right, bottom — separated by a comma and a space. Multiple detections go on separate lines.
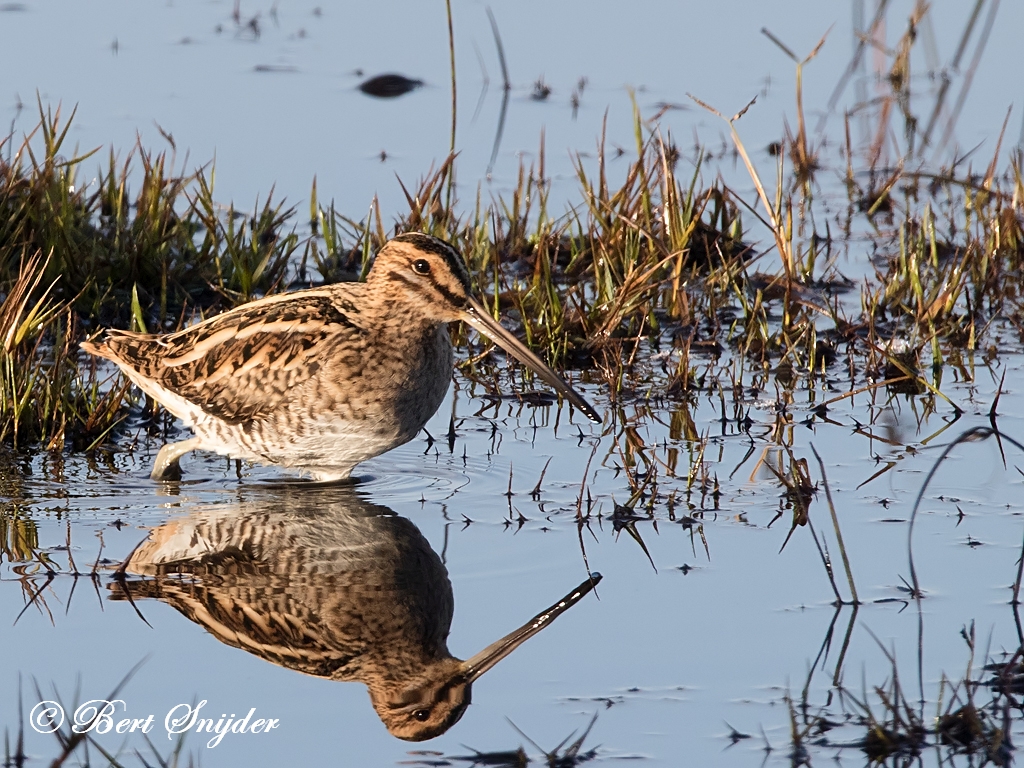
3, 1, 1024, 765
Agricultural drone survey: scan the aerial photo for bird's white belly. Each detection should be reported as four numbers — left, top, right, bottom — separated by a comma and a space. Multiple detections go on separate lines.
190, 420, 397, 480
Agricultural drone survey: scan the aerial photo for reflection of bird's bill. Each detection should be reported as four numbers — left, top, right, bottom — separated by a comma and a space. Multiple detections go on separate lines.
461, 298, 601, 423
461, 573, 602, 682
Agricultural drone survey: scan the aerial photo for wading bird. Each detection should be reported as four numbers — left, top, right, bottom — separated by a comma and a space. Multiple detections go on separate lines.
82, 233, 599, 480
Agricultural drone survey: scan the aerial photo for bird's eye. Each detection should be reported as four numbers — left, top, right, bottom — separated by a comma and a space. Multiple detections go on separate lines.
413, 709, 430, 722
412, 259, 431, 275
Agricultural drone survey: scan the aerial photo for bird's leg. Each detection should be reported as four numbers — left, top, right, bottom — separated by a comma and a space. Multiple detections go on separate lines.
150, 437, 203, 481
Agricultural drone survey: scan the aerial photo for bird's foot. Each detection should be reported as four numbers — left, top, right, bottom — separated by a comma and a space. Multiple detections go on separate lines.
150, 438, 202, 481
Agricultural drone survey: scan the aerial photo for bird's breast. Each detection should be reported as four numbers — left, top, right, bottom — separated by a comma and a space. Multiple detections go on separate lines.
305, 321, 452, 441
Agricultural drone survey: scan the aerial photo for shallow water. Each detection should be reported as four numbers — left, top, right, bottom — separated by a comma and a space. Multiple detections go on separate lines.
4, 1, 1024, 765
4, 360, 1024, 765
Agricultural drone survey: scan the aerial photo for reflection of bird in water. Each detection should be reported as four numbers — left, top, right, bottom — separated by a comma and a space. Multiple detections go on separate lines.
81, 233, 599, 481
110, 487, 600, 741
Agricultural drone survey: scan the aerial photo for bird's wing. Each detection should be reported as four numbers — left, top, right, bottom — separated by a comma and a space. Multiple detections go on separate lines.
110, 577, 360, 678
88, 290, 366, 424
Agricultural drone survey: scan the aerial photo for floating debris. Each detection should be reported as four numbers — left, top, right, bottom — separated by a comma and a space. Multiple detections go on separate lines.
358, 73, 424, 98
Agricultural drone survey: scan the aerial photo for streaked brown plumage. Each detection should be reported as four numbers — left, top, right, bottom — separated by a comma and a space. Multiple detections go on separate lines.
110, 487, 600, 740
81, 233, 600, 481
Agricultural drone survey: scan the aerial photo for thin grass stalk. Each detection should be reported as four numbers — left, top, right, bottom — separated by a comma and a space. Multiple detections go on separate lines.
811, 443, 859, 604
444, 0, 457, 213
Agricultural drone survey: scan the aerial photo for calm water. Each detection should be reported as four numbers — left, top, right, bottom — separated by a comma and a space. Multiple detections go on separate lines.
5, 369, 1024, 765
3, 1, 1023, 211
3, 1, 1024, 765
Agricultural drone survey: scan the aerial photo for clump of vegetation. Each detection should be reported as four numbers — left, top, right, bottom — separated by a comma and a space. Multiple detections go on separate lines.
0, 252, 125, 449
0, 102, 304, 327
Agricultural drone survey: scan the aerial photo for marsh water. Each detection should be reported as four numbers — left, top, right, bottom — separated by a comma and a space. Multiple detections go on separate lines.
4, 1, 1024, 766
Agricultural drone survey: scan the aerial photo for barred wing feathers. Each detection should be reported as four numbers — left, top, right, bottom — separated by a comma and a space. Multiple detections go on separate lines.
81, 289, 366, 424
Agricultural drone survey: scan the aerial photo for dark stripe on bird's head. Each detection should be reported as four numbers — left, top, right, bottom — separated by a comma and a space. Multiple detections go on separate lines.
385, 270, 467, 310
392, 233, 471, 293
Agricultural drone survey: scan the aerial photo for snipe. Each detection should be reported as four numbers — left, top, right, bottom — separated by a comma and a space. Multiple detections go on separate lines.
110, 487, 601, 740
81, 233, 599, 480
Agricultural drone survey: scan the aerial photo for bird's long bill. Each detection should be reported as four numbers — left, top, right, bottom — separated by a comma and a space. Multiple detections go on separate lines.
460, 298, 601, 423
461, 573, 602, 683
